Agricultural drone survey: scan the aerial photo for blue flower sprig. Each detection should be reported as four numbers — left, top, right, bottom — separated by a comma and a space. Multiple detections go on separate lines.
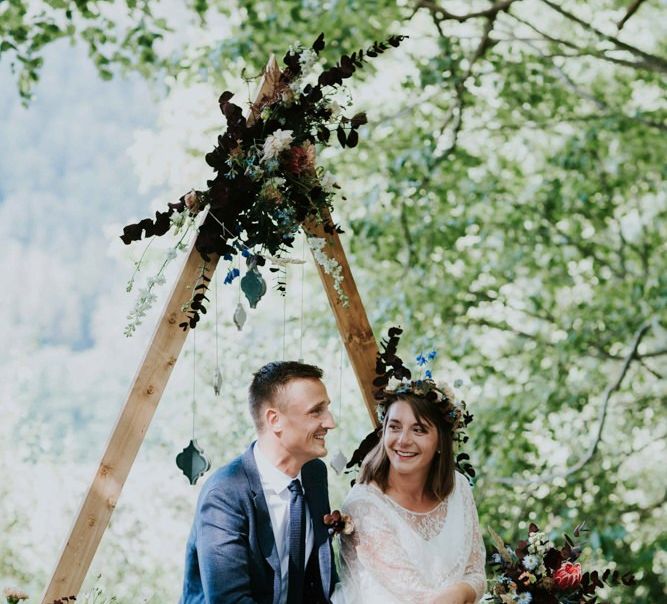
416, 350, 437, 378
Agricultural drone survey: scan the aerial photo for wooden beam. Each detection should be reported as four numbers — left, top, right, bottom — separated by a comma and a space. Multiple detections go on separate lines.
303, 211, 380, 427
42, 56, 282, 604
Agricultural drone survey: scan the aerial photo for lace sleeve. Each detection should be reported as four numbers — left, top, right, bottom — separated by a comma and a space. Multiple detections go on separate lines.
458, 478, 487, 602
339, 489, 444, 604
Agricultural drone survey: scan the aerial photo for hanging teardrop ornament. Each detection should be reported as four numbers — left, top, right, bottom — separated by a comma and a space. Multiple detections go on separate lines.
213, 366, 223, 397
176, 438, 211, 485
330, 448, 348, 475
241, 267, 267, 309
233, 302, 247, 330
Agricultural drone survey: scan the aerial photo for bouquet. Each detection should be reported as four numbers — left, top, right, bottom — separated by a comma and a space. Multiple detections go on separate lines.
486, 523, 635, 603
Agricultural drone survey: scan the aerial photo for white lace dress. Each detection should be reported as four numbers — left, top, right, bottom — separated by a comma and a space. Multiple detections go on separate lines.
332, 472, 486, 604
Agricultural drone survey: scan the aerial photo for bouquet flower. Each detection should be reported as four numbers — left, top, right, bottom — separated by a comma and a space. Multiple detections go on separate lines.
486, 523, 635, 603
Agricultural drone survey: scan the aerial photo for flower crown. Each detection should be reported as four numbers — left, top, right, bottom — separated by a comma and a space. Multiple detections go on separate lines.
373, 327, 473, 445
346, 327, 476, 483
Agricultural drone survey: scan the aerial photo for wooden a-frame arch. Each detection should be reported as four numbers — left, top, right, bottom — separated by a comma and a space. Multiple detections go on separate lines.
42, 56, 379, 604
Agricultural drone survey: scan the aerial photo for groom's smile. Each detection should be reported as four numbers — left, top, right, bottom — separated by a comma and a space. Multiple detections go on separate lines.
273, 377, 336, 466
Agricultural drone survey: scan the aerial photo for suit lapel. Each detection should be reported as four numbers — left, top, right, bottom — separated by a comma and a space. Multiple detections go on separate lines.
241, 444, 281, 586
302, 462, 333, 598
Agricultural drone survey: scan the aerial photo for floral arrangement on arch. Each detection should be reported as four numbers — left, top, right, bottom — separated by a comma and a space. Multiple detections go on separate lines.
120, 32, 406, 332
486, 523, 635, 603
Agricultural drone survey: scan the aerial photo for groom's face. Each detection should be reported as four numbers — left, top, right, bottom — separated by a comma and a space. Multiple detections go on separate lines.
272, 377, 335, 463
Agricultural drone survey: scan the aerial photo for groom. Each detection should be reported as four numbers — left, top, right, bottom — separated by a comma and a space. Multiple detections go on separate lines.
180, 361, 338, 604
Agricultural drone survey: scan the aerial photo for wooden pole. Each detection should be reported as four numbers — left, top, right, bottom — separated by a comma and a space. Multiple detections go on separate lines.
41, 56, 282, 604
303, 211, 380, 427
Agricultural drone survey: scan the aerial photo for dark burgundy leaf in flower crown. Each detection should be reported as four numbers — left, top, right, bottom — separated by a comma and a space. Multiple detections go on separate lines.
529, 523, 539, 533
346, 427, 381, 469
387, 326, 403, 337
218, 90, 234, 109
346, 130, 359, 148
394, 365, 412, 380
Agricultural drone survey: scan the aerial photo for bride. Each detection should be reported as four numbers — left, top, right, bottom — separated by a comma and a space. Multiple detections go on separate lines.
332, 380, 486, 604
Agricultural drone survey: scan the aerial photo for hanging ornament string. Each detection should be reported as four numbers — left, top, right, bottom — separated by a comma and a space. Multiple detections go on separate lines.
176, 327, 211, 485
338, 342, 344, 439
330, 341, 348, 474
285, 265, 289, 359
192, 329, 196, 439
213, 271, 222, 396
299, 234, 305, 362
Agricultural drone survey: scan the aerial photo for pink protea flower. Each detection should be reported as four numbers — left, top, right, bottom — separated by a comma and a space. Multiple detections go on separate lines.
553, 562, 582, 590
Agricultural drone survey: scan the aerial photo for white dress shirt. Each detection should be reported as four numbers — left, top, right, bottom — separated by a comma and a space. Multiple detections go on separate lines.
253, 442, 315, 604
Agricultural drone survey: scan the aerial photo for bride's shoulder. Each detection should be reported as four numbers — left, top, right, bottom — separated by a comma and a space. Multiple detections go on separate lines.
343, 481, 386, 509
453, 471, 478, 502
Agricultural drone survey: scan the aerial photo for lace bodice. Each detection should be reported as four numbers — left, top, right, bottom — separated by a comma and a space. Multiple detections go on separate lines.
332, 472, 486, 604
384, 496, 449, 541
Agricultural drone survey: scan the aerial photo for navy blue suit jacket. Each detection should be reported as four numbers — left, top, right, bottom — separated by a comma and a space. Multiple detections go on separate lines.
180, 444, 337, 604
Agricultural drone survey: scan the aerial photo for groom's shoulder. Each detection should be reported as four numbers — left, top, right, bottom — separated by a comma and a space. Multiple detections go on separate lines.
302, 457, 328, 483
201, 449, 250, 495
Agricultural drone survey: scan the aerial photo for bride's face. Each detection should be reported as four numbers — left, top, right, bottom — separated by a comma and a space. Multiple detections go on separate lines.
383, 400, 439, 478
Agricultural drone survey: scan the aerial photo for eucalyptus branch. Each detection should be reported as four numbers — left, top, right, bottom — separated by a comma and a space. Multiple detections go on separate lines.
489, 321, 653, 486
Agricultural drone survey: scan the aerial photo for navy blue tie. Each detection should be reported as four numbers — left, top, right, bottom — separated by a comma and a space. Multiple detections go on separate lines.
287, 478, 306, 604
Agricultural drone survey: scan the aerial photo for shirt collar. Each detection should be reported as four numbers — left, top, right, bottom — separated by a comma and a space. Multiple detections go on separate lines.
253, 441, 302, 496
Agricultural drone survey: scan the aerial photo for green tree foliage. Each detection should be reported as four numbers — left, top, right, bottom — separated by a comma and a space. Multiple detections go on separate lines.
0, 0, 176, 102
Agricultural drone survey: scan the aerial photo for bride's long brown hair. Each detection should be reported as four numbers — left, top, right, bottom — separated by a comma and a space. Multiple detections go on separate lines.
358, 393, 455, 500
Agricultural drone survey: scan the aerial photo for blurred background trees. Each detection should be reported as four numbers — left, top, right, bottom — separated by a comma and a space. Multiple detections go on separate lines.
1, 0, 664, 602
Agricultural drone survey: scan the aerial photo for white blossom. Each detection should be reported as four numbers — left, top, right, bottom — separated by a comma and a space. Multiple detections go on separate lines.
299, 48, 318, 73
319, 171, 337, 194
261, 129, 294, 162
307, 237, 349, 306
327, 100, 343, 119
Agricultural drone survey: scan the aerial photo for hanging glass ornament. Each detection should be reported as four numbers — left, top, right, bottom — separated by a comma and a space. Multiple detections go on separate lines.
176, 439, 211, 485
233, 302, 247, 330
330, 449, 348, 475
213, 366, 223, 396
241, 267, 267, 308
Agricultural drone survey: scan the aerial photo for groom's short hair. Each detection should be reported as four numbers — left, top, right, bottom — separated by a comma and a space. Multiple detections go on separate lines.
249, 361, 324, 430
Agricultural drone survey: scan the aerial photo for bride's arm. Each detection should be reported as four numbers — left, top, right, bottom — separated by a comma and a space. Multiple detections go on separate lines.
456, 478, 487, 602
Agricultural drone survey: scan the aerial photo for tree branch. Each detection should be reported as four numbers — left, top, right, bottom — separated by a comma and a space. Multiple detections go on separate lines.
616, 0, 648, 31
540, 0, 667, 74
415, 0, 519, 24
489, 321, 653, 486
